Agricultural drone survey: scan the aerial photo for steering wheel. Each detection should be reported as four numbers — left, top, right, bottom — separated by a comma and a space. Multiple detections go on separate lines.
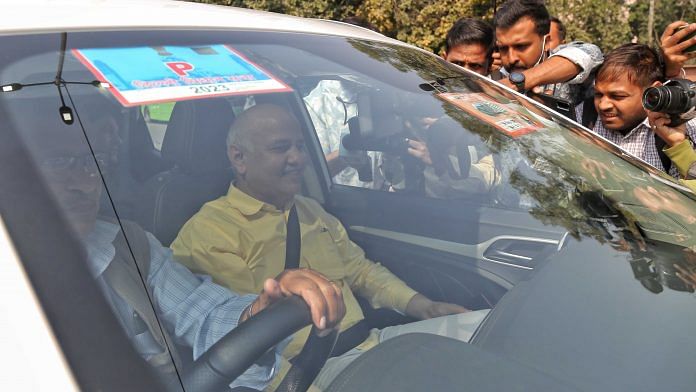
181, 296, 338, 392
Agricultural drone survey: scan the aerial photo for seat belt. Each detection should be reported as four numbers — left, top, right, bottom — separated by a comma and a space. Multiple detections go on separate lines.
104, 221, 181, 379
284, 204, 301, 270
284, 203, 370, 357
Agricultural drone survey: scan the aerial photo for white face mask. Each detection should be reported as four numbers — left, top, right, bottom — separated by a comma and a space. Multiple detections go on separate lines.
533, 35, 548, 67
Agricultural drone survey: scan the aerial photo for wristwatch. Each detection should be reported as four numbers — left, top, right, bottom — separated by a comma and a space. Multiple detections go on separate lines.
509, 72, 526, 93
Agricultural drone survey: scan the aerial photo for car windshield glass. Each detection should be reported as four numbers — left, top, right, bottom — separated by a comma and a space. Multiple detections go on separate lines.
1, 29, 695, 392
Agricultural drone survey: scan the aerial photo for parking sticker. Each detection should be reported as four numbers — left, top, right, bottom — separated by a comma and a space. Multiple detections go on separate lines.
72, 45, 292, 106
437, 92, 544, 137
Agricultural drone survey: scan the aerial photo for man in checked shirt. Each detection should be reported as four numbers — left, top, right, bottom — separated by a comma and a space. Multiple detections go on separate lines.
587, 43, 696, 177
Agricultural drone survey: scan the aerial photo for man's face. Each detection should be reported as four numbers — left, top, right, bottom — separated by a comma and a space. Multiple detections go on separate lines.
594, 73, 647, 133
443, 43, 490, 75
32, 119, 115, 236
231, 107, 307, 208
495, 17, 548, 73
548, 21, 564, 50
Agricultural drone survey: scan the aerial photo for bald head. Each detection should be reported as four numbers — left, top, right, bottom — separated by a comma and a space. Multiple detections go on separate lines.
227, 103, 301, 152
225, 103, 307, 208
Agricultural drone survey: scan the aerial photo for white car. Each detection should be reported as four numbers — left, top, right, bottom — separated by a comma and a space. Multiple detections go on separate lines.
1, 1, 695, 391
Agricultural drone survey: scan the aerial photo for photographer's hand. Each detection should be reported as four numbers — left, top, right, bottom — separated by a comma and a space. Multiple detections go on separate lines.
647, 110, 687, 147
407, 139, 432, 165
660, 21, 696, 79
491, 51, 502, 73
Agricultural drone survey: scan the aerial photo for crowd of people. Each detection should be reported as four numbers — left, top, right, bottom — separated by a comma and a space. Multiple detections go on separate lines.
437, 0, 696, 191
317, 0, 696, 196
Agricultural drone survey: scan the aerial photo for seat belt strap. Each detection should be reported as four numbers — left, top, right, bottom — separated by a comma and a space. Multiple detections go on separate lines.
103, 249, 177, 372
285, 203, 301, 270
105, 223, 180, 374
331, 320, 370, 357
283, 204, 371, 356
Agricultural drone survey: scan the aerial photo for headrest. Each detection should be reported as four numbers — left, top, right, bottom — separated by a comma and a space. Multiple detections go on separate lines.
161, 99, 235, 174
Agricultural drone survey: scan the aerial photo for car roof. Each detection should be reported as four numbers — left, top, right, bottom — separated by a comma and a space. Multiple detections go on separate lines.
3, 0, 396, 44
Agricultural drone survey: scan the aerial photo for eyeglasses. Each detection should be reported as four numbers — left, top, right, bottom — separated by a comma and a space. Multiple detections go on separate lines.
38, 152, 111, 177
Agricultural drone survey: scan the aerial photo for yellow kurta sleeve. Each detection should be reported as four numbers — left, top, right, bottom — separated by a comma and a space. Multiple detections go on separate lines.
315, 203, 417, 313
664, 140, 696, 193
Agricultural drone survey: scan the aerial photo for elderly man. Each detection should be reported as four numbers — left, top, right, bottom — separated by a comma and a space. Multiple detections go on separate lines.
26, 110, 344, 391
172, 103, 490, 389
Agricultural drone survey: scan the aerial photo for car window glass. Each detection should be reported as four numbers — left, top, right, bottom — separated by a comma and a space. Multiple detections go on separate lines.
2, 29, 695, 392
0, 66, 185, 391
141, 102, 175, 150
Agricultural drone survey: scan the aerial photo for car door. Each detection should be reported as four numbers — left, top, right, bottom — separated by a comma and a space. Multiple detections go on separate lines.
299, 74, 568, 312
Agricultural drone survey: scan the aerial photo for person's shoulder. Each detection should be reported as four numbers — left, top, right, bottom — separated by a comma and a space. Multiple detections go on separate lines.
295, 194, 326, 212
179, 195, 246, 237
553, 41, 601, 54
295, 195, 343, 221
555, 41, 596, 49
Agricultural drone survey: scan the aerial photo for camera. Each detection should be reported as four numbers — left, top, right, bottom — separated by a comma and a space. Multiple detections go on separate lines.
642, 78, 696, 126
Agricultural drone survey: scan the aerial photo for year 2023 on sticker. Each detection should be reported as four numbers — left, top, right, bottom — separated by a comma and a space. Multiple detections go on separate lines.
73, 44, 292, 106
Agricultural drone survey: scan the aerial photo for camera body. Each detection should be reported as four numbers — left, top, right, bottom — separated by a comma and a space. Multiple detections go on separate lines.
642, 78, 696, 126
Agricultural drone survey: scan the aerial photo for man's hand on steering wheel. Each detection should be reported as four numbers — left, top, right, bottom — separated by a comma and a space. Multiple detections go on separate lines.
242, 268, 346, 333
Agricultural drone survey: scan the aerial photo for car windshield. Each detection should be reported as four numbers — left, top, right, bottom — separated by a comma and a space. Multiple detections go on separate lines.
1, 28, 695, 391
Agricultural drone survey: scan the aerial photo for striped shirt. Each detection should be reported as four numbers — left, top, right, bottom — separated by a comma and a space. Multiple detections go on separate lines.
590, 117, 696, 178
85, 220, 287, 390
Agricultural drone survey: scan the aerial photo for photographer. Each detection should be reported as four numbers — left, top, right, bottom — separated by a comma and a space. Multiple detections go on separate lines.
639, 20, 696, 191
584, 43, 696, 177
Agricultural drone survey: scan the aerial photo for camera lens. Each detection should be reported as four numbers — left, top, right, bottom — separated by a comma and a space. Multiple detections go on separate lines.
642, 87, 665, 111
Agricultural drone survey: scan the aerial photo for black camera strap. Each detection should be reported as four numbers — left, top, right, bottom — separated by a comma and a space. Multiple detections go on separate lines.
654, 132, 673, 173
581, 95, 597, 130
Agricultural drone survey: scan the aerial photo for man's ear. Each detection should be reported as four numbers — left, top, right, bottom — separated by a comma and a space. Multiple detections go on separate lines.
441, 51, 448, 60
227, 144, 246, 176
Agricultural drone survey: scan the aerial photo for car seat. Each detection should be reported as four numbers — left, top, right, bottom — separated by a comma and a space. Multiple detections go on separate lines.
136, 98, 235, 245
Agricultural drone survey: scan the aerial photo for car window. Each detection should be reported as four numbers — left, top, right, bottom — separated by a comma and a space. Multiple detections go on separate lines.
142, 102, 175, 150
2, 28, 695, 392
0, 37, 186, 389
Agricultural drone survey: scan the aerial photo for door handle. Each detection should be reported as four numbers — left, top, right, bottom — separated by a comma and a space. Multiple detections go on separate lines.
482, 236, 561, 268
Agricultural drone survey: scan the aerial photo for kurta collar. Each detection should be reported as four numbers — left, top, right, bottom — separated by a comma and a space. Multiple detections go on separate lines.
225, 184, 295, 216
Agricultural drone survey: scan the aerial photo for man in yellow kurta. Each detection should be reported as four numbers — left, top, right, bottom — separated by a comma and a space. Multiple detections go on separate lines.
171, 103, 489, 390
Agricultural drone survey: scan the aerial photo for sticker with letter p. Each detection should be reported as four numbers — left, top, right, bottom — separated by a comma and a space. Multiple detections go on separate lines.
165, 61, 194, 76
